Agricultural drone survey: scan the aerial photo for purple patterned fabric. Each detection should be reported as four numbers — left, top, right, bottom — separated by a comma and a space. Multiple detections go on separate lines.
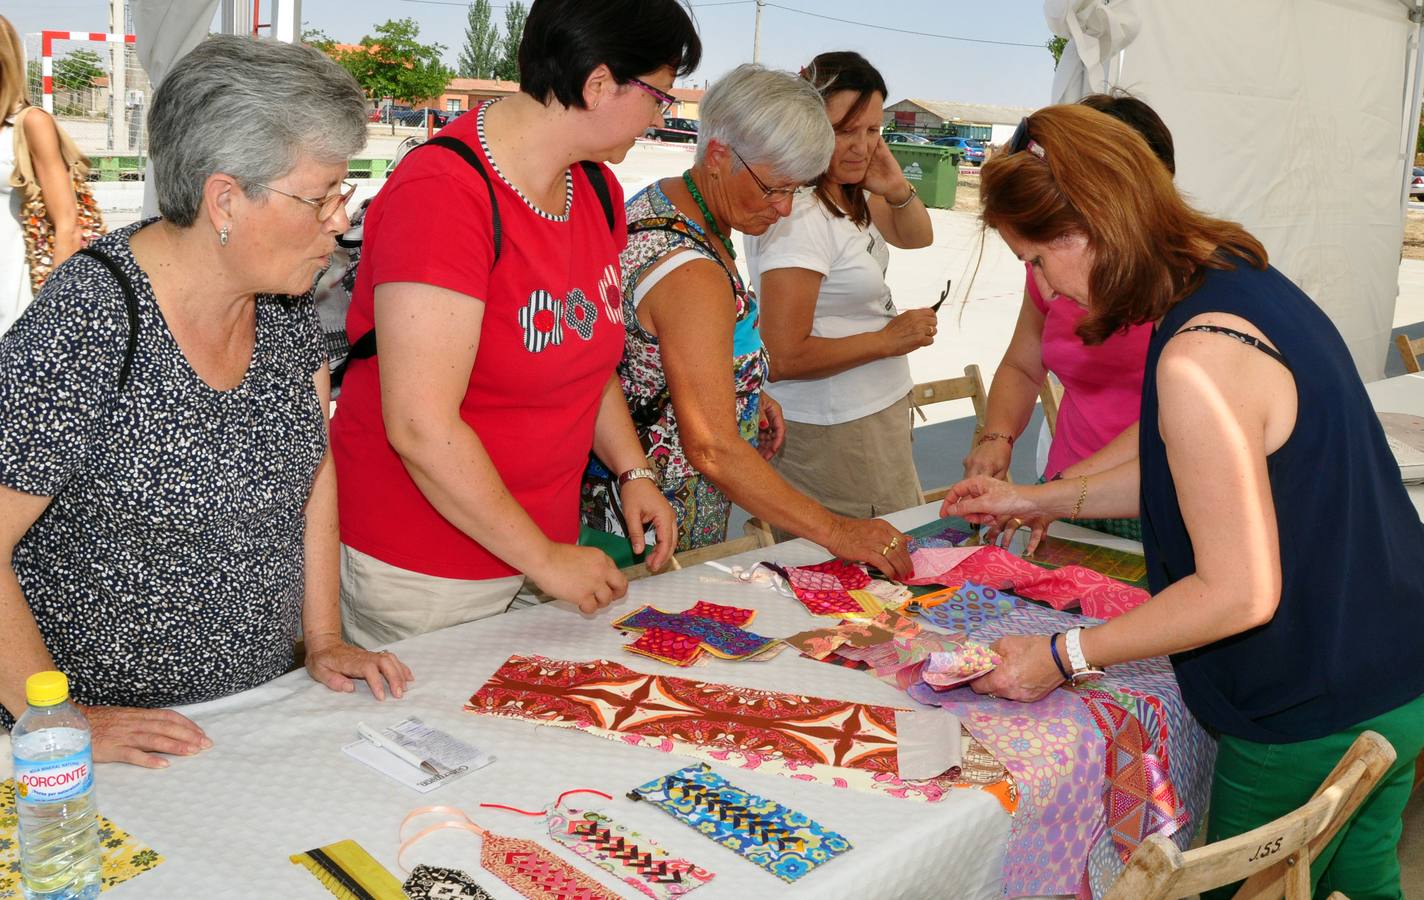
911, 581, 1024, 632
615, 606, 774, 658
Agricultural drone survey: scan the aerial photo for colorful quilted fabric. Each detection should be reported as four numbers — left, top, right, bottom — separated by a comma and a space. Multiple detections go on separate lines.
465, 655, 997, 805
908, 581, 1024, 632
612, 602, 777, 666
1, 779, 163, 897
913, 544, 1151, 619
782, 608, 921, 660
481, 831, 621, 900
546, 805, 714, 898
1077, 687, 1190, 863
770, 559, 892, 618
921, 643, 1000, 689
628, 764, 851, 883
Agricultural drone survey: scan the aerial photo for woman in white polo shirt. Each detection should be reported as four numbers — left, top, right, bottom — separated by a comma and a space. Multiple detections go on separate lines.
746, 51, 935, 528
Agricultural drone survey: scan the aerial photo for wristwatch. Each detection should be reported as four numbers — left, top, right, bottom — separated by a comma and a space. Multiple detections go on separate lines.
616, 467, 657, 489
1064, 627, 1105, 684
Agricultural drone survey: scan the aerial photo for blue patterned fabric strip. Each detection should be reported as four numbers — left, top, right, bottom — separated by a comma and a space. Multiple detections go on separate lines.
616, 607, 775, 658
909, 581, 1024, 632
627, 764, 852, 883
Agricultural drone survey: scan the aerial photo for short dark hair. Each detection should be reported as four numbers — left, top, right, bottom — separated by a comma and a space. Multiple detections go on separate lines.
1078, 92, 1176, 174
519, 0, 701, 109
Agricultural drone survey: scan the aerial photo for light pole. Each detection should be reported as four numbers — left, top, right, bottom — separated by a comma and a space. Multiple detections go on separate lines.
752, 0, 765, 63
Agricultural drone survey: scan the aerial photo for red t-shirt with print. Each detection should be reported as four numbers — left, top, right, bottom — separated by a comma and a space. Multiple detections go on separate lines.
331, 102, 626, 580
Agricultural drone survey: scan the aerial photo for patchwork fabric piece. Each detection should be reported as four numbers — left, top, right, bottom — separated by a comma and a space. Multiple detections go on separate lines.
908, 581, 1024, 632
921, 643, 1000, 689
921, 544, 1151, 619
1077, 687, 1190, 863
402, 865, 495, 900
1, 779, 163, 897
628, 764, 851, 883
935, 601, 1213, 898
481, 830, 619, 900
846, 630, 968, 692
1027, 534, 1150, 589
466, 655, 982, 803
546, 806, 714, 898
782, 608, 921, 660
613, 602, 777, 666
902, 544, 983, 585
769, 559, 892, 618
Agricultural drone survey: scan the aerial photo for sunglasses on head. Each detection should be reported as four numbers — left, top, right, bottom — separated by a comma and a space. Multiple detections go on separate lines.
1007, 117, 1046, 159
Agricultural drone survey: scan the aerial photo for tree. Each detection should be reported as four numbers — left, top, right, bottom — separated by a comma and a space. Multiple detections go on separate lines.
459, 0, 499, 79
53, 49, 104, 93
303, 27, 336, 51
1046, 35, 1068, 70
494, 2, 528, 82
333, 19, 451, 106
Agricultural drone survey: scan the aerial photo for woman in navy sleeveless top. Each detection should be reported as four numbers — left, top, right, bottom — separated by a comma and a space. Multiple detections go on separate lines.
941, 104, 1424, 899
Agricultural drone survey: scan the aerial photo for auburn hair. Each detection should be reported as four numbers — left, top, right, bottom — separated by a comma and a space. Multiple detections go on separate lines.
980, 104, 1267, 344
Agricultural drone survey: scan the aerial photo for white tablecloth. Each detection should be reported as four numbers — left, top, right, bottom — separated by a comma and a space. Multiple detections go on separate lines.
1367, 372, 1424, 520
90, 503, 1060, 900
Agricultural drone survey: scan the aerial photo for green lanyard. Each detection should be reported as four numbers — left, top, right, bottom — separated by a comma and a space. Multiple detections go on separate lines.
682, 170, 736, 260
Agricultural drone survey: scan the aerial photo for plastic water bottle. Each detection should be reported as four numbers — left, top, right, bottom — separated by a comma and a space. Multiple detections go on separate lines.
12, 671, 101, 900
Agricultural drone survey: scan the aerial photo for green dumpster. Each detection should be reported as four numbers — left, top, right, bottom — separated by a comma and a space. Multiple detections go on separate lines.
886, 143, 959, 209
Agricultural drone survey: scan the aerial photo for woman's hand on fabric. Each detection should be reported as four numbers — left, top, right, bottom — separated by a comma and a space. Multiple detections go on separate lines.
980, 513, 1052, 556
970, 634, 1064, 703
939, 475, 1043, 527
962, 436, 1012, 480
824, 516, 914, 581
305, 633, 413, 702
757, 394, 786, 460
531, 542, 629, 614
618, 477, 676, 571
880, 307, 937, 357
863, 137, 909, 199
81, 705, 212, 769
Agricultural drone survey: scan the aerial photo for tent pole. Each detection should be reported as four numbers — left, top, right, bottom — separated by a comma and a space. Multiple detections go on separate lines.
1403, 4, 1424, 211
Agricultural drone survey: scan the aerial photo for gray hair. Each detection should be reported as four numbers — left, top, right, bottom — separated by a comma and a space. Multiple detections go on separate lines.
148, 35, 367, 227
694, 64, 832, 183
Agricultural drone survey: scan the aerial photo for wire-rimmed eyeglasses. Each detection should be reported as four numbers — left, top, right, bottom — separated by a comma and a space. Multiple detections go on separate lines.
254, 180, 359, 223
731, 148, 802, 202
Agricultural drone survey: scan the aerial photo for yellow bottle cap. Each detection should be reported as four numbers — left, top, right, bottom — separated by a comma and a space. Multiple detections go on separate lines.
25, 671, 70, 707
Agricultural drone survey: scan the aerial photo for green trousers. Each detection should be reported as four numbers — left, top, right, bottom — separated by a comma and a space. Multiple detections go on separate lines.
1202, 692, 1424, 900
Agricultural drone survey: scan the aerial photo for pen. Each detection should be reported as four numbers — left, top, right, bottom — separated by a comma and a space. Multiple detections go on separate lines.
357, 722, 442, 776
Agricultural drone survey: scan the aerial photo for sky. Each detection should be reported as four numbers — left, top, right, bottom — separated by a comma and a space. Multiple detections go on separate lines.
12, 1, 1061, 109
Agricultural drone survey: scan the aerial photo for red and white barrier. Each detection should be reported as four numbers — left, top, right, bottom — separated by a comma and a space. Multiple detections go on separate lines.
40, 30, 136, 114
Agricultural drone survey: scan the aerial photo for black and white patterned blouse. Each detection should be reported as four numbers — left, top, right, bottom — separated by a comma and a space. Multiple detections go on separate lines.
0, 220, 327, 728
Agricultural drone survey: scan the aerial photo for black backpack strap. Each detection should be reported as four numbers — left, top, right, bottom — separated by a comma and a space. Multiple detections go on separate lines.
76, 247, 140, 391
343, 135, 502, 368
578, 160, 617, 235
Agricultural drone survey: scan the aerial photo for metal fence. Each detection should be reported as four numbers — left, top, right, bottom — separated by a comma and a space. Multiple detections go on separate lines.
25, 32, 151, 165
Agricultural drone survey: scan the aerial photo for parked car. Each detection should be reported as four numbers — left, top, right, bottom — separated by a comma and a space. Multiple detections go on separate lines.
644, 117, 699, 143
372, 104, 411, 124
883, 132, 931, 145
1412, 167, 1424, 200
931, 136, 986, 165
396, 107, 452, 128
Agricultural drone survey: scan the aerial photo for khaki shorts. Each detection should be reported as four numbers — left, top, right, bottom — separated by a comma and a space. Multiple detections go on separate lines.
339, 544, 524, 649
770, 393, 922, 541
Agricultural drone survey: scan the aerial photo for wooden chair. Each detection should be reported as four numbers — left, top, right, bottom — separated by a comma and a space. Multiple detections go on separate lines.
1040, 373, 1064, 436
916, 364, 989, 503
1396, 333, 1423, 374
1103, 730, 1395, 900
742, 517, 776, 548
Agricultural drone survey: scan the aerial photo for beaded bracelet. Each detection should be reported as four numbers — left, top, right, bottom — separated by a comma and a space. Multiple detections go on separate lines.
1069, 475, 1088, 521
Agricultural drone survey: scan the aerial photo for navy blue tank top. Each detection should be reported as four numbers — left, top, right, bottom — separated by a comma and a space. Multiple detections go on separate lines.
1139, 260, 1424, 743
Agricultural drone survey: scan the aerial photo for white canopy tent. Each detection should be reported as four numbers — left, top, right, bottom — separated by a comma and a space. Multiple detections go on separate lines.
1048, 0, 1424, 381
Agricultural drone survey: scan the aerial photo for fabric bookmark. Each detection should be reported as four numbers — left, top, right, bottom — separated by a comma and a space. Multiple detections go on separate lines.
612, 601, 778, 666
628, 764, 852, 883
546, 806, 715, 898
402, 865, 495, 900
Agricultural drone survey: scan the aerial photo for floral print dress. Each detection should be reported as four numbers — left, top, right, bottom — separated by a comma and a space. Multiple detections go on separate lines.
581, 183, 767, 551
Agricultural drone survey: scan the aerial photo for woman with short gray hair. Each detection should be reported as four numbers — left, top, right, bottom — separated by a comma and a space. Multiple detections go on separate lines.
0, 35, 410, 767
580, 63, 913, 576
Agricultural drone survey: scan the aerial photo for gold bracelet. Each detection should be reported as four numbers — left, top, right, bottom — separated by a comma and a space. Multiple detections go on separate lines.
888, 183, 918, 209
1070, 475, 1088, 521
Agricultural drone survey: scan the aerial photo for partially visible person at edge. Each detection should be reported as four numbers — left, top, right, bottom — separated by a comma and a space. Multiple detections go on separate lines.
331, 0, 687, 648
0, 14, 82, 334
580, 64, 914, 579
0, 36, 410, 766
745, 51, 936, 535
962, 93, 1176, 544
942, 104, 1424, 900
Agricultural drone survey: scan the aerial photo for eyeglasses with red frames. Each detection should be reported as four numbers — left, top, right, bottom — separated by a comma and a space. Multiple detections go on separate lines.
731, 148, 802, 202
627, 77, 676, 116
255, 180, 359, 223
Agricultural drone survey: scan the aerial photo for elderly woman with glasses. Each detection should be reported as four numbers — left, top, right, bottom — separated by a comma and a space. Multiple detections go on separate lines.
746, 52, 935, 533
580, 64, 913, 578
0, 36, 410, 767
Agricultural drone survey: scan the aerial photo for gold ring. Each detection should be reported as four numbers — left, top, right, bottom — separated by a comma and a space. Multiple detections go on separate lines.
880, 544, 893, 557
1007, 518, 1023, 530
888, 536, 901, 550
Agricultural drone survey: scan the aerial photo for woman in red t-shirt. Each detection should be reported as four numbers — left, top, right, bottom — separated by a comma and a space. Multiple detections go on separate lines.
331, 0, 694, 646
